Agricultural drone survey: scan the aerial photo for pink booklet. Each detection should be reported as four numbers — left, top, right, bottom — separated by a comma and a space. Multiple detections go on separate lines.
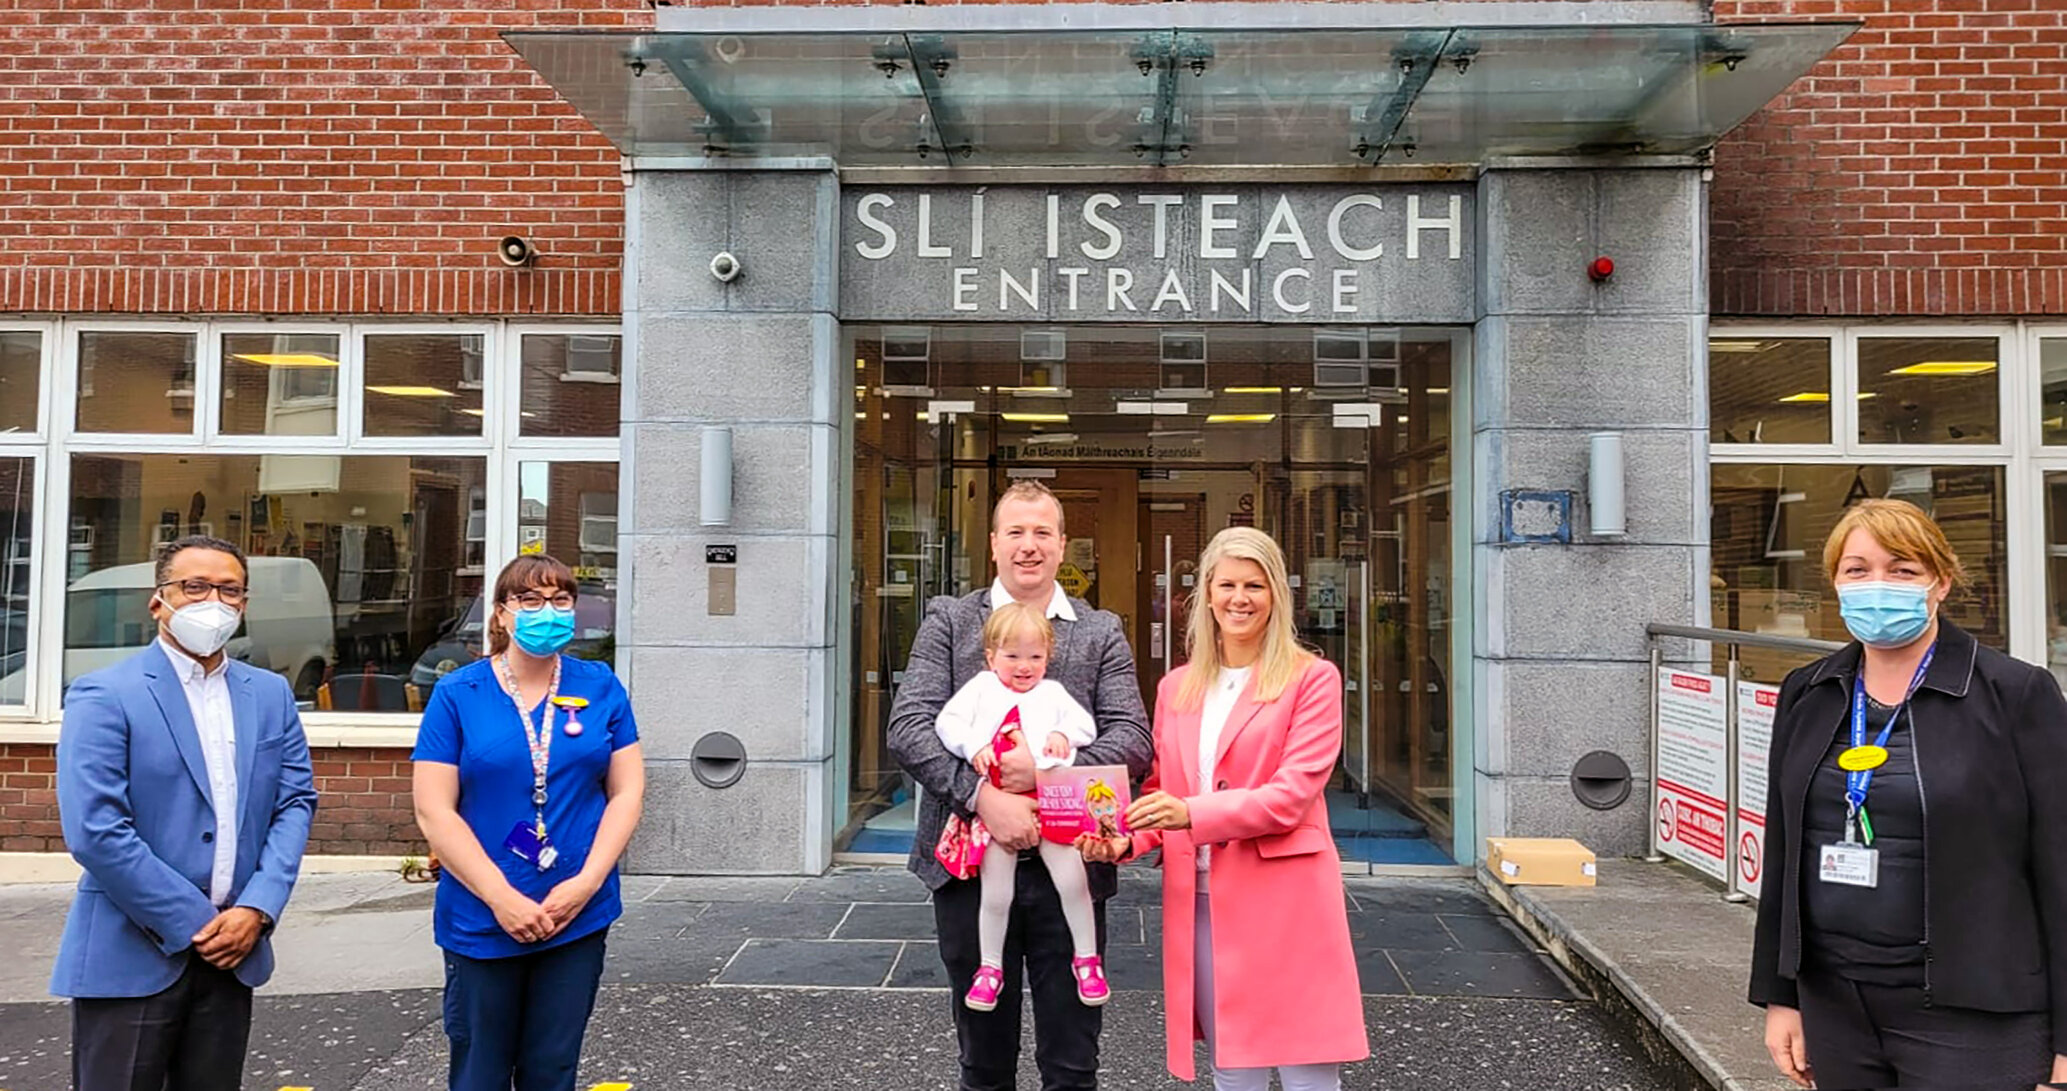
1037, 764, 1132, 846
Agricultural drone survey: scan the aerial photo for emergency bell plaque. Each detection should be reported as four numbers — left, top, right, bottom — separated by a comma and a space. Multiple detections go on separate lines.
707, 544, 737, 616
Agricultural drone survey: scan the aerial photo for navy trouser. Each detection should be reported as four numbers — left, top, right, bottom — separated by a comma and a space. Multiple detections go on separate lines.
442, 928, 608, 1091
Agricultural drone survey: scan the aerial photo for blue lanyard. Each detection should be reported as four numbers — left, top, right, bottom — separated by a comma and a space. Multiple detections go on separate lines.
1845, 645, 1935, 818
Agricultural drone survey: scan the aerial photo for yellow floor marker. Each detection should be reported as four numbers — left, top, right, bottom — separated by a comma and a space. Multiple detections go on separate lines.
590, 1084, 634, 1091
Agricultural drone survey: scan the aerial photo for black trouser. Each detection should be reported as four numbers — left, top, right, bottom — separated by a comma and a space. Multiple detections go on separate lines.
1798, 967, 2052, 1089
71, 953, 252, 1091
935, 853, 1109, 1091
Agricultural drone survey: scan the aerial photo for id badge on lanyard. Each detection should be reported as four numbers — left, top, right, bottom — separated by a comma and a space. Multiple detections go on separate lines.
1818, 646, 1932, 890
497, 654, 563, 872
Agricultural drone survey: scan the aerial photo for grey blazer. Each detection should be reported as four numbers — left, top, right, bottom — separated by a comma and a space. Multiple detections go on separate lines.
887, 588, 1153, 897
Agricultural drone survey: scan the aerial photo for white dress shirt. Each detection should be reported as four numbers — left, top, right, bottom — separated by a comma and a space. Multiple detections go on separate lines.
160, 639, 239, 907
988, 578, 1078, 622
1195, 664, 1251, 872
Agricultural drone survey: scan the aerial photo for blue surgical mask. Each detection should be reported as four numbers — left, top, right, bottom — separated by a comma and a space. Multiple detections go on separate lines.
510, 605, 576, 657
1836, 581, 1934, 649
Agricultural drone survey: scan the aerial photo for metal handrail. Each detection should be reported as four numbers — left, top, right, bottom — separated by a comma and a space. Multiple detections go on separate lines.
1645, 623, 1843, 905
1645, 623, 1846, 656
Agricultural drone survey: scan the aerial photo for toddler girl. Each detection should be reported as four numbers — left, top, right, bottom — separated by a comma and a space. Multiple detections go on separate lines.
934, 601, 1108, 1011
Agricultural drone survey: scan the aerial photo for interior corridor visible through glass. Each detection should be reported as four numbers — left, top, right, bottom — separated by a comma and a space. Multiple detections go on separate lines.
845, 324, 1462, 867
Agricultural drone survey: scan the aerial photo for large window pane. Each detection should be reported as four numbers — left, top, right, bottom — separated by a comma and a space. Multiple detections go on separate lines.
518, 335, 621, 438
0, 331, 40, 435
1711, 463, 2006, 683
1708, 336, 1831, 445
519, 461, 617, 661
2041, 338, 2067, 446
2046, 472, 2067, 689
76, 331, 198, 435
66, 454, 487, 711
362, 334, 485, 438
1856, 336, 2000, 446
220, 333, 340, 437
0, 458, 33, 706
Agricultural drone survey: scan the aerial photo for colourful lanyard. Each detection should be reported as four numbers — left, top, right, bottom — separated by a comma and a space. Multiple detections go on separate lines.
494, 653, 561, 837
1844, 645, 1934, 845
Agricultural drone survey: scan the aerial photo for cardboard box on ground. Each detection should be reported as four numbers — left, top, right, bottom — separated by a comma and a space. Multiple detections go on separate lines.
1486, 838, 1598, 887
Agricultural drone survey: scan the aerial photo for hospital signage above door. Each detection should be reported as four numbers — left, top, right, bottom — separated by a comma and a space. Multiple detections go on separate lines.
838, 185, 1476, 324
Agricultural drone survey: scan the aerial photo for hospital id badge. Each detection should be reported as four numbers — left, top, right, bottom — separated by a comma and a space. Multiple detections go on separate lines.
504, 822, 559, 871
1818, 842, 1879, 888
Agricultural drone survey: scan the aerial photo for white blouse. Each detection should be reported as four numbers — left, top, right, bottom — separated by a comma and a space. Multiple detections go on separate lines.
1195, 665, 1251, 871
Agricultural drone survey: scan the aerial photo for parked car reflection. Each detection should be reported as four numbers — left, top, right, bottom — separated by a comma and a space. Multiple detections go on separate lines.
408, 583, 615, 687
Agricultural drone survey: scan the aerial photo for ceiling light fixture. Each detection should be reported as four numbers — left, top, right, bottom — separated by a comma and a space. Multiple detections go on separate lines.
1889, 361, 1997, 376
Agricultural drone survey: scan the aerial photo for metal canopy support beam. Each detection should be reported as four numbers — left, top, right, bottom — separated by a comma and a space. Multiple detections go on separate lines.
648, 42, 761, 152
1353, 30, 1454, 165
1129, 32, 1212, 167
903, 34, 973, 164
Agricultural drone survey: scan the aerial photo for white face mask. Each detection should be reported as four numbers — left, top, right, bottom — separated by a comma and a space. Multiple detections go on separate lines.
161, 599, 242, 658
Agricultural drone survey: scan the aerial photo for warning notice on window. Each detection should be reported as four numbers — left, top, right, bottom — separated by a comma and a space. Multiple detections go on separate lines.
1655, 670, 1729, 883
1735, 682, 1781, 893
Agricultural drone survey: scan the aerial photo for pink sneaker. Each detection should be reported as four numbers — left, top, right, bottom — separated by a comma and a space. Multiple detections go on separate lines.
965, 965, 1006, 1012
1072, 955, 1110, 1007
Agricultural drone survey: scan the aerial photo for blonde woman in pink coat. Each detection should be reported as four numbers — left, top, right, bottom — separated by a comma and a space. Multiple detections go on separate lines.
1080, 527, 1368, 1088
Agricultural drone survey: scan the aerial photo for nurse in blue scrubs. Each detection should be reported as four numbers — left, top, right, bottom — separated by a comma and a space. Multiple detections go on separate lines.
411, 554, 646, 1091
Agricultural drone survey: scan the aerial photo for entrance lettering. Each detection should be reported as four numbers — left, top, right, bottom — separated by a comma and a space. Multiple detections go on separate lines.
842, 185, 1474, 322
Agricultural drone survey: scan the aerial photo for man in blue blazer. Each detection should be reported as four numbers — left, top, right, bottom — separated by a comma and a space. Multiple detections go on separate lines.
52, 535, 319, 1091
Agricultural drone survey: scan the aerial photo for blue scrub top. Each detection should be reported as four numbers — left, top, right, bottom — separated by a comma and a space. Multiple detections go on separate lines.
412, 655, 639, 960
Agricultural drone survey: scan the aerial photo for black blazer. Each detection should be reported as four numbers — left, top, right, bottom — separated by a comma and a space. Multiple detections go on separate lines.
1748, 620, 2067, 1044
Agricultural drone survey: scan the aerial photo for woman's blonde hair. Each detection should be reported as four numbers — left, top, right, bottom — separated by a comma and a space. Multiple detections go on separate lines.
983, 600, 1054, 651
1176, 527, 1310, 711
1821, 498, 1968, 590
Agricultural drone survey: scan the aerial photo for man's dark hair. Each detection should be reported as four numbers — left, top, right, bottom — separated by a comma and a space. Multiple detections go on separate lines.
155, 535, 250, 586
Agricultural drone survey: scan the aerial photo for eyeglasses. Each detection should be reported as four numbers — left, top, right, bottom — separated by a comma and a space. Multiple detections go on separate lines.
509, 590, 576, 611
158, 579, 248, 604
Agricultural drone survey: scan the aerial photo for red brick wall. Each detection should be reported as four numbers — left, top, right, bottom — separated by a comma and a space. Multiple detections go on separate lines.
1711, 0, 2067, 317
0, 744, 62, 853
2, 743, 421, 857
0, 0, 652, 317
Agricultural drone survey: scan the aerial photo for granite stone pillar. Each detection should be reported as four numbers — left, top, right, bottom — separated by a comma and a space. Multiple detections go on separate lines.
619, 168, 843, 874
1471, 168, 1710, 859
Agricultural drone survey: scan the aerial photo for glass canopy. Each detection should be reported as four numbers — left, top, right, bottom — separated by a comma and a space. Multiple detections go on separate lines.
506, 22, 1859, 167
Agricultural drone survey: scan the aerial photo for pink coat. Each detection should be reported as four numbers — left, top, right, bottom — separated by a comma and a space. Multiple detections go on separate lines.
1130, 656, 1369, 1080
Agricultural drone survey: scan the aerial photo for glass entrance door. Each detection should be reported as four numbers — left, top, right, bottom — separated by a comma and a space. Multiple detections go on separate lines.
844, 324, 1462, 865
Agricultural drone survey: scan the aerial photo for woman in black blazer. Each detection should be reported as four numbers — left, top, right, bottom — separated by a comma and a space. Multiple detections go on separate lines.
1749, 499, 2067, 1089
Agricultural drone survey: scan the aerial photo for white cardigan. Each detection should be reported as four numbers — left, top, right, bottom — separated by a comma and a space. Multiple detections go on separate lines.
934, 673, 1098, 771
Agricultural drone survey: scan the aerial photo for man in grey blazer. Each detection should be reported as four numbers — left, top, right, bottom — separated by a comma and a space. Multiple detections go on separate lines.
888, 481, 1152, 1091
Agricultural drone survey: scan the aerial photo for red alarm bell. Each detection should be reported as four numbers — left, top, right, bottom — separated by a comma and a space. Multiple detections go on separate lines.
1588, 256, 1616, 283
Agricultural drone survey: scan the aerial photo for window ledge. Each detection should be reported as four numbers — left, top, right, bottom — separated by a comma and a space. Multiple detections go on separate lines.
0, 720, 415, 750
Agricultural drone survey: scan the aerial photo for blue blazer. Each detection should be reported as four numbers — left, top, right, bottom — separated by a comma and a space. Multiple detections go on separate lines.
50, 642, 319, 999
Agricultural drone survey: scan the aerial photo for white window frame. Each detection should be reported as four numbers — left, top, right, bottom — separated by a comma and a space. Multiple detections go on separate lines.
0, 317, 619, 743
2022, 325, 2067, 671
351, 322, 499, 452
207, 323, 351, 448
1712, 321, 2036, 666
63, 320, 209, 448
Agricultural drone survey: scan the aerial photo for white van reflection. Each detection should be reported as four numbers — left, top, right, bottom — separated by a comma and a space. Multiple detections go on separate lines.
0, 557, 335, 704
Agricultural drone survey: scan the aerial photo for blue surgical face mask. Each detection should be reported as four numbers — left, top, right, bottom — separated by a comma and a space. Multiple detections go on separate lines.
510, 604, 576, 657
1836, 580, 1935, 649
